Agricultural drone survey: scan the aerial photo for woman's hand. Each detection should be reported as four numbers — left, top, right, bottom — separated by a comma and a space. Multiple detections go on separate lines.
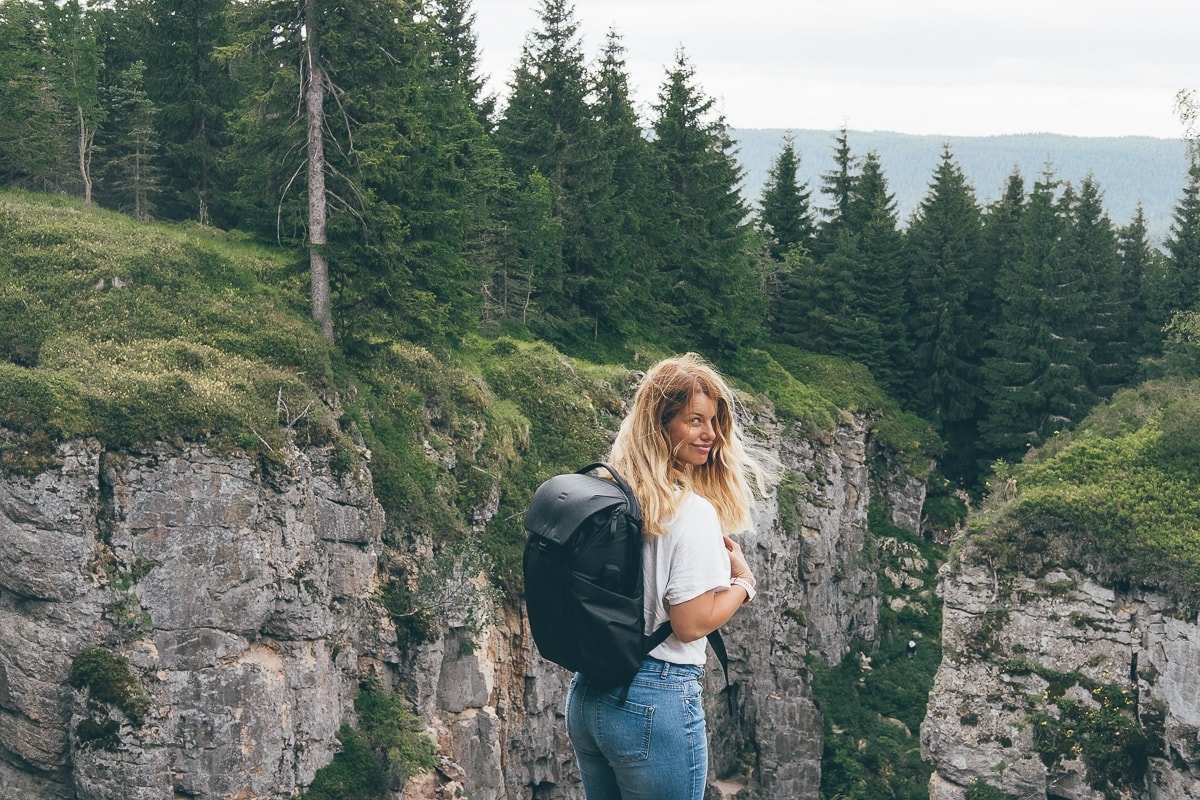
724, 536, 752, 580
668, 536, 756, 642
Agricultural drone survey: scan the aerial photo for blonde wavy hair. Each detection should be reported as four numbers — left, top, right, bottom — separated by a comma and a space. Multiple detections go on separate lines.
609, 353, 769, 536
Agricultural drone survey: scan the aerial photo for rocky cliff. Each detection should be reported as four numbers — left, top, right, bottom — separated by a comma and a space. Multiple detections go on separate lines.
0, 437, 388, 799
373, 412, 918, 800
0, 408, 923, 799
922, 534, 1200, 799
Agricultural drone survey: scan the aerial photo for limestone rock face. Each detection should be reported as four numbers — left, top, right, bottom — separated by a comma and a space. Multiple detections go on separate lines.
921, 540, 1200, 799
0, 438, 386, 800
0, 412, 917, 800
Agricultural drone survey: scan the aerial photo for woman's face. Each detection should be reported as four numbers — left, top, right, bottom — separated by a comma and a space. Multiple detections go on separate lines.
665, 391, 718, 468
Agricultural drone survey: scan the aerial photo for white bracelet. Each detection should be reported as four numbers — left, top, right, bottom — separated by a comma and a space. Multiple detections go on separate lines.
730, 576, 756, 603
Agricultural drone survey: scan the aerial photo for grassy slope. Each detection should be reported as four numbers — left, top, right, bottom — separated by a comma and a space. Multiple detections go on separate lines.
969, 377, 1200, 607
0, 190, 342, 470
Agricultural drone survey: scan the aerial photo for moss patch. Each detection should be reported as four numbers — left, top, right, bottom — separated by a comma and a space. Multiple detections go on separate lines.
68, 646, 150, 734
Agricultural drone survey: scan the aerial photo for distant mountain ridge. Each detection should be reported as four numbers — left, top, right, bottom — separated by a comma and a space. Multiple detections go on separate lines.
732, 129, 1191, 245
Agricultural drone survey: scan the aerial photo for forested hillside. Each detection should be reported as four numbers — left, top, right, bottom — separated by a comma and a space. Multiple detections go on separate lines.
4, 0, 1197, 492
735, 129, 1189, 244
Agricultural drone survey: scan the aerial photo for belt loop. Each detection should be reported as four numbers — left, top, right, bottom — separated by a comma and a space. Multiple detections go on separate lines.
659, 659, 671, 679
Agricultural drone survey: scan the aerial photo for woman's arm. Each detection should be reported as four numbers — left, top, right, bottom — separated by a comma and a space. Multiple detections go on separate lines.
667, 536, 755, 643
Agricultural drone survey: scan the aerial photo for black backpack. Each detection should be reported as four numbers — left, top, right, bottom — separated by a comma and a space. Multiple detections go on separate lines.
522, 462, 728, 689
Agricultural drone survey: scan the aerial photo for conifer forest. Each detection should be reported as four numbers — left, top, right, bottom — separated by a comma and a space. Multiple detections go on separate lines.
2, 0, 1197, 492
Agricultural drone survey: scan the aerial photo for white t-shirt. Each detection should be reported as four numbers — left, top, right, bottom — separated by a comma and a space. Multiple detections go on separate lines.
642, 491, 732, 665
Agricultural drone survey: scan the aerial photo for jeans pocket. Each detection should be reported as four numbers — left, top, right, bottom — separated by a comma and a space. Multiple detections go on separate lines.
596, 694, 654, 763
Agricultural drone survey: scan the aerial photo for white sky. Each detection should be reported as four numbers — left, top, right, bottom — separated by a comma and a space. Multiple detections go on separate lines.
471, 0, 1197, 139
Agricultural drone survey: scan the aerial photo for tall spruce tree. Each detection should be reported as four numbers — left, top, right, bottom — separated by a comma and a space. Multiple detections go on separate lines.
905, 147, 985, 483
328, 0, 491, 345
980, 167, 1091, 460
839, 151, 911, 394
1149, 163, 1200, 326
227, 0, 487, 345
773, 130, 858, 357
0, 0, 60, 189
430, 0, 494, 125
646, 51, 765, 356
813, 127, 857, 260
578, 28, 656, 346
757, 134, 815, 262
1117, 204, 1160, 358
140, 0, 234, 224
480, 168, 563, 328
1064, 174, 1129, 397
98, 59, 161, 221
493, 0, 598, 334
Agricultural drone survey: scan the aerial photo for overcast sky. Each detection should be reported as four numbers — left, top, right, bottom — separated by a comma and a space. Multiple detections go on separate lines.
471, 0, 1196, 139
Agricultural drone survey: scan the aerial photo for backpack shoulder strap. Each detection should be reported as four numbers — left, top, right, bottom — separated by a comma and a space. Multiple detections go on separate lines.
644, 623, 730, 690
577, 462, 642, 525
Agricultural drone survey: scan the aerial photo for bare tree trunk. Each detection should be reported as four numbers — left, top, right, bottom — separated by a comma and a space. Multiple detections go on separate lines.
305, 0, 334, 343
77, 105, 93, 206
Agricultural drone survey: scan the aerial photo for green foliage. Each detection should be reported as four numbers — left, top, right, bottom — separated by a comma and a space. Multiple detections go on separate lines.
341, 341, 495, 541
972, 378, 1200, 605
921, 476, 969, 533
757, 134, 815, 262
0, 192, 343, 466
69, 646, 151, 726
476, 338, 625, 592
760, 344, 942, 477
965, 779, 1018, 800
647, 51, 766, 355
303, 726, 388, 800
303, 686, 437, 799
1157, 310, 1200, 378
728, 348, 843, 430
1028, 673, 1153, 796
905, 147, 988, 485
811, 503, 946, 800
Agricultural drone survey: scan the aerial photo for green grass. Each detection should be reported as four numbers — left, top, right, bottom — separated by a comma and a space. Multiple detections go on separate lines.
971, 379, 1200, 606
0, 190, 341, 467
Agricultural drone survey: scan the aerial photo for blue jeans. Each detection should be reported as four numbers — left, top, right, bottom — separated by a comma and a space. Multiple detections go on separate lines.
566, 658, 708, 800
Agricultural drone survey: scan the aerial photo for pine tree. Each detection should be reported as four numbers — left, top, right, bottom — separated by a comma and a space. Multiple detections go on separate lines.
0, 0, 60, 189
1064, 174, 1128, 397
905, 147, 985, 483
1041, 179, 1097, 416
480, 169, 563, 328
842, 151, 911, 394
43, 0, 106, 205
577, 29, 656, 346
1149, 163, 1200, 325
141, 0, 235, 224
980, 167, 1090, 460
648, 50, 765, 356
772, 130, 859, 361
493, 0, 597, 333
813, 127, 857, 260
226, 0, 487, 345
757, 134, 815, 262
98, 60, 161, 221
328, 0, 493, 345
1117, 205, 1160, 358
430, 0, 495, 126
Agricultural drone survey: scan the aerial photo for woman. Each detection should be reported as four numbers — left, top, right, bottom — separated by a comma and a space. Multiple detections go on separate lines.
565, 353, 770, 800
